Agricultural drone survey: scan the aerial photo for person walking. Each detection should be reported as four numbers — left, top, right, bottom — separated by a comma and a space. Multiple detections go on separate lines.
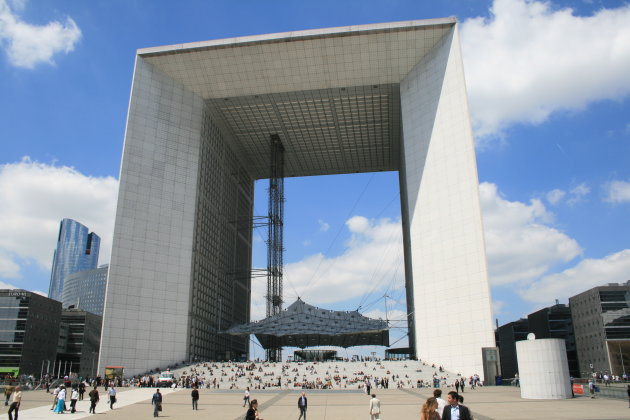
152, 389, 162, 417
298, 391, 308, 420
7, 386, 21, 420
245, 399, 263, 420
420, 396, 441, 420
243, 387, 250, 407
70, 387, 78, 413
455, 379, 460, 393
53, 386, 66, 413
108, 385, 117, 409
369, 394, 381, 420
441, 391, 472, 420
50, 385, 60, 410
78, 381, 85, 401
88, 386, 99, 413
589, 379, 596, 398
191, 387, 199, 410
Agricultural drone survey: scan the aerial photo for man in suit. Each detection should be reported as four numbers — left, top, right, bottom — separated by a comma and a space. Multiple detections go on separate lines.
298, 391, 307, 420
369, 394, 381, 420
441, 391, 472, 420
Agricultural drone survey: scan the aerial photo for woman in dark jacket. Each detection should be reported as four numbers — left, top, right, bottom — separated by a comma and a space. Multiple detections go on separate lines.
246, 399, 263, 420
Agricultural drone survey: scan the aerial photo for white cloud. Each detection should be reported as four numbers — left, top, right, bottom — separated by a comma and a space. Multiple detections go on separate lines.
603, 179, 630, 203
461, 0, 630, 139
0, 251, 20, 278
520, 249, 630, 304
480, 182, 582, 285
317, 219, 330, 232
0, 0, 81, 69
546, 189, 566, 205
567, 183, 590, 206
0, 158, 118, 282
261, 217, 404, 311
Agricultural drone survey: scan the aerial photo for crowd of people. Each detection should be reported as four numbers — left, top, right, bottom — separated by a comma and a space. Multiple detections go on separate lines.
162, 359, 481, 391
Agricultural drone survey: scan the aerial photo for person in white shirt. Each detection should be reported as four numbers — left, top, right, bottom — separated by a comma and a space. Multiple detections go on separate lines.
108, 386, 117, 409
70, 387, 79, 413
433, 389, 447, 415
369, 394, 381, 420
54, 387, 66, 413
243, 387, 250, 407
8, 386, 21, 420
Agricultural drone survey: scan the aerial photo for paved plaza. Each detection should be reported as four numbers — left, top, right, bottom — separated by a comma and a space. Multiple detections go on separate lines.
5, 386, 630, 420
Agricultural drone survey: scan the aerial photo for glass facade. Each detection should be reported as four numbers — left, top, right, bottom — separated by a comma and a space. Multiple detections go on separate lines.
0, 290, 61, 375
0, 295, 29, 370
57, 309, 102, 378
48, 219, 100, 302
61, 265, 108, 316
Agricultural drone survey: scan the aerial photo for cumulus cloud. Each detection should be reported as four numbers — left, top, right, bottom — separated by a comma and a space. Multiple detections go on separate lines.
250, 182, 589, 319
603, 179, 630, 203
520, 249, 630, 303
0, 158, 118, 281
0, 0, 81, 69
461, 0, 630, 139
249, 216, 405, 320
480, 182, 582, 285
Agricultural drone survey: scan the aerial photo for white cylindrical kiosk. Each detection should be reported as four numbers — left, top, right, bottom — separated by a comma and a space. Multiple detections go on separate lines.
516, 337, 571, 399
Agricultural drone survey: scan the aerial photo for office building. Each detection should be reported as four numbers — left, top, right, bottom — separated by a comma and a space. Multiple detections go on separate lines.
56, 308, 102, 378
0, 290, 61, 376
570, 281, 630, 376
49, 219, 100, 301
528, 303, 579, 377
61, 265, 108, 316
100, 19, 495, 376
496, 318, 529, 379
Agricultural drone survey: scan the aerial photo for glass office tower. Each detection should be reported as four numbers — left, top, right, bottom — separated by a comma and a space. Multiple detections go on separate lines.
48, 219, 100, 302
61, 265, 108, 316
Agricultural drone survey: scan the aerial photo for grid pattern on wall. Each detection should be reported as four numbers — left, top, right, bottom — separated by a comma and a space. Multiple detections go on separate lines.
140, 20, 453, 100
61, 266, 108, 316
188, 107, 253, 361
206, 85, 400, 179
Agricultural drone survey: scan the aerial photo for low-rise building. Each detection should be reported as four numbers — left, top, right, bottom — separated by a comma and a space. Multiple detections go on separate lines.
0, 290, 60, 376
570, 281, 630, 377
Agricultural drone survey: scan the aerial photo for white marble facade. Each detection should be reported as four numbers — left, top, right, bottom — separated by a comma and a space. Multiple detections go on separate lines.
400, 26, 495, 378
101, 19, 495, 376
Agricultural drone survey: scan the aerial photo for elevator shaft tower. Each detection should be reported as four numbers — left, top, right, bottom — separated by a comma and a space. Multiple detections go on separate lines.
266, 134, 284, 362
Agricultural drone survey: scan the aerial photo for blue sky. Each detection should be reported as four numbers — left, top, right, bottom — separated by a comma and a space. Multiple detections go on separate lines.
1, 0, 630, 359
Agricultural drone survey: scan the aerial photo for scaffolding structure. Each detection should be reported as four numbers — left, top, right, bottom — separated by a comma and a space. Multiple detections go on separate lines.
266, 134, 284, 361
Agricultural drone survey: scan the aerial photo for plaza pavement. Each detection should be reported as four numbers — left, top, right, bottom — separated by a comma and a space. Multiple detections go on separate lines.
5, 386, 630, 420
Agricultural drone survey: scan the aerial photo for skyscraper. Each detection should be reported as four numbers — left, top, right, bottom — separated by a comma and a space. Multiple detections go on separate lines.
48, 219, 100, 302
61, 265, 108, 316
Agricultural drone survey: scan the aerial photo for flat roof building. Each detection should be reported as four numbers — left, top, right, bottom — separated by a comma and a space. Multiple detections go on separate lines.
57, 308, 102, 379
570, 282, 630, 377
0, 290, 61, 376
100, 19, 494, 376
528, 303, 579, 378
